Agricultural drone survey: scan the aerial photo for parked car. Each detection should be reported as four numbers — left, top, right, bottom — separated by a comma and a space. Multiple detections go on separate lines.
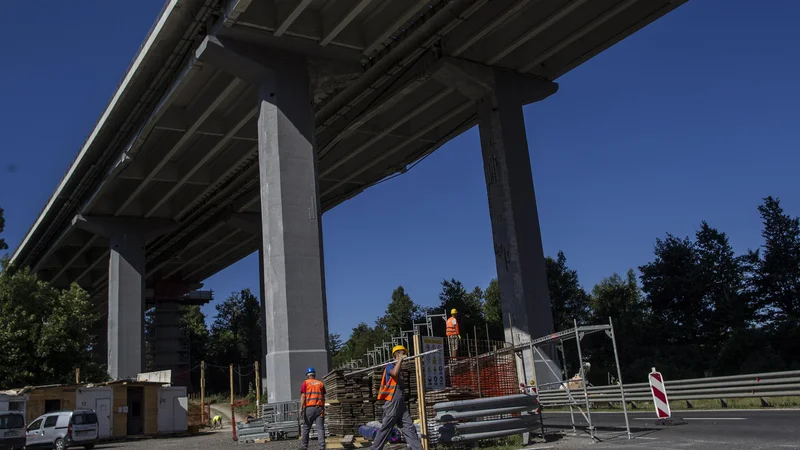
25, 410, 99, 450
0, 410, 26, 450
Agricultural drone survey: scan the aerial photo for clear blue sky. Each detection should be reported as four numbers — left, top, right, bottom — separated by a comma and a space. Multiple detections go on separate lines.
1, 1, 798, 340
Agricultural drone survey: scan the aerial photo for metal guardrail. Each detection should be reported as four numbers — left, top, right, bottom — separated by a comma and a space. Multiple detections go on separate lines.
434, 394, 542, 443
537, 370, 800, 407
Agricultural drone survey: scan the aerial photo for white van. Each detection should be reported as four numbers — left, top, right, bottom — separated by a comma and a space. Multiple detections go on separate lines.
0, 410, 26, 450
25, 410, 99, 450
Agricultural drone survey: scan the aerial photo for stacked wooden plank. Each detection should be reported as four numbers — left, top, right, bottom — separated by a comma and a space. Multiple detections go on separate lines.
324, 370, 372, 401
326, 401, 375, 436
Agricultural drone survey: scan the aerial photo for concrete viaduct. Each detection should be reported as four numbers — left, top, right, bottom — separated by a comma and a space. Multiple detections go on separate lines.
11, 0, 688, 401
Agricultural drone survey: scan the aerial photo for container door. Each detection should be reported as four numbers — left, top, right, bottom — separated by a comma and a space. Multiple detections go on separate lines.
157, 390, 174, 433
96, 398, 112, 438
173, 397, 188, 432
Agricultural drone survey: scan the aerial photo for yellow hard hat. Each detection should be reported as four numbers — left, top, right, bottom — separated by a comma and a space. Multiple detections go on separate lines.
450, 308, 457, 314
392, 345, 408, 356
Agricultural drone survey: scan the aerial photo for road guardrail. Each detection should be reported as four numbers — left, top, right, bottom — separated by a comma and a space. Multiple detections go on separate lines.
537, 369, 800, 407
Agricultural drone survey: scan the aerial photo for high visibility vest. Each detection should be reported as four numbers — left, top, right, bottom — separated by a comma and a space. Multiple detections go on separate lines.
377, 367, 397, 401
303, 379, 325, 407
446, 317, 460, 336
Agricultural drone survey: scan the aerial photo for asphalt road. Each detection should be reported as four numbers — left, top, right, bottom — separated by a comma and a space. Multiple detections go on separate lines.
57, 410, 800, 450
533, 409, 800, 449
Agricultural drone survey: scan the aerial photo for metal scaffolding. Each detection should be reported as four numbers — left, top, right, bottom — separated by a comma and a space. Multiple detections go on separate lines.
521, 317, 631, 441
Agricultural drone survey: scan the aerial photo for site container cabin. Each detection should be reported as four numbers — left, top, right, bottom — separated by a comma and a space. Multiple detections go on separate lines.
0, 392, 27, 417
0, 382, 187, 438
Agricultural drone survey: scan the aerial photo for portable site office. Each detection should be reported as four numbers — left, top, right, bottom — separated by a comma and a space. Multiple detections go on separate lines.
0, 382, 188, 438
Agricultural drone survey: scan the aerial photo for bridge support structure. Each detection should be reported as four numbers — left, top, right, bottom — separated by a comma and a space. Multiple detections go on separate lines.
72, 215, 177, 380
433, 58, 561, 386
197, 36, 331, 402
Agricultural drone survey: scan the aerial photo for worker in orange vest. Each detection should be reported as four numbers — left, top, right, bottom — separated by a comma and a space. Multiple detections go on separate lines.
300, 367, 326, 450
371, 345, 422, 450
446, 308, 461, 357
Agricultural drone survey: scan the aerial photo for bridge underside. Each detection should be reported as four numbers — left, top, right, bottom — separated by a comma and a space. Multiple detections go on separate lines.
13, 0, 687, 398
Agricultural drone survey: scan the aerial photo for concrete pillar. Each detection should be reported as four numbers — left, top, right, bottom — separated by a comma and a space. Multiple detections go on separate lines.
154, 300, 191, 389
257, 55, 330, 403
258, 247, 268, 395
431, 58, 561, 387
475, 71, 560, 387
72, 215, 176, 380
107, 231, 146, 380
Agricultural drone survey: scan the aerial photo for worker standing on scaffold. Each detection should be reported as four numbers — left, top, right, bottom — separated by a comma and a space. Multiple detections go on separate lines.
446, 308, 460, 357
300, 367, 326, 450
371, 345, 423, 450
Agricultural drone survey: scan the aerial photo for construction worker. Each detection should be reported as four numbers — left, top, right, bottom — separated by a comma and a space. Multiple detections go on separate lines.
300, 367, 326, 450
211, 414, 223, 429
446, 308, 460, 357
371, 345, 422, 450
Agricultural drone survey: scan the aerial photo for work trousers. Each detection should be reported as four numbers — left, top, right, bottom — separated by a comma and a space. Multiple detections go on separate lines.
301, 406, 325, 450
370, 398, 422, 450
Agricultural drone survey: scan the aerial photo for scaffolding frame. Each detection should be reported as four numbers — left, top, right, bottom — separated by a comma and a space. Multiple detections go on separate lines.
522, 317, 631, 441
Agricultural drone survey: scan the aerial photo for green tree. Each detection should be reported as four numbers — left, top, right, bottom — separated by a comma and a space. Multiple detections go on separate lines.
382, 286, 421, 334
588, 270, 651, 383
750, 197, 800, 324
749, 196, 800, 368
0, 207, 8, 250
546, 251, 592, 331
695, 223, 753, 346
207, 289, 262, 394
483, 279, 503, 340
0, 258, 104, 388
328, 333, 343, 356
180, 305, 209, 390
333, 322, 388, 367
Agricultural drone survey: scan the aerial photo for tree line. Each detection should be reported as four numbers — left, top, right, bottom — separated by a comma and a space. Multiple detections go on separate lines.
332, 196, 800, 384
2, 196, 800, 390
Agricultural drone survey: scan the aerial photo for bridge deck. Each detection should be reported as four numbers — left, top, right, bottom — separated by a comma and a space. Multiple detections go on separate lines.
12, 0, 687, 306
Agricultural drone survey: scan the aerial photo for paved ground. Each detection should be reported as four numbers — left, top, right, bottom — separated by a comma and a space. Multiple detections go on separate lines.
84, 409, 800, 450
527, 409, 800, 449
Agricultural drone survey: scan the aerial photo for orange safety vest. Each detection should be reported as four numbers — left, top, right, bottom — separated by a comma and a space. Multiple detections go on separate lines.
303, 379, 325, 407
446, 317, 460, 336
377, 366, 398, 401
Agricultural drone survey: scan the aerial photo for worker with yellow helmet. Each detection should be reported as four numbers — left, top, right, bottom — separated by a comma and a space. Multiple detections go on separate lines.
371, 345, 422, 450
446, 308, 460, 357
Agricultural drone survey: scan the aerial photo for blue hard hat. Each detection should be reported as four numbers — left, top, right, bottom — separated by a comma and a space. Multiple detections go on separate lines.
307, 367, 316, 374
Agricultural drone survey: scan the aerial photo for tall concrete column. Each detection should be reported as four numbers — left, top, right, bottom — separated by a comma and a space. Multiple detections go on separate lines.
431, 58, 561, 387
258, 247, 268, 394
195, 35, 335, 401
154, 300, 191, 388
476, 70, 560, 387
107, 230, 146, 380
257, 56, 330, 403
73, 215, 175, 380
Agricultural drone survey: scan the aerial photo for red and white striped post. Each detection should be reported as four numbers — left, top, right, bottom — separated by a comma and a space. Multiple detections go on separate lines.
649, 367, 671, 419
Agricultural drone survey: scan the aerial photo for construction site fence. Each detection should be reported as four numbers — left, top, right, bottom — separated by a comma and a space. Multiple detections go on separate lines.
433, 394, 541, 443
537, 369, 800, 407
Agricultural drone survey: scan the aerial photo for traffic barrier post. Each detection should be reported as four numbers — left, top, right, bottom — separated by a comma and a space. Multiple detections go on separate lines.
649, 368, 671, 419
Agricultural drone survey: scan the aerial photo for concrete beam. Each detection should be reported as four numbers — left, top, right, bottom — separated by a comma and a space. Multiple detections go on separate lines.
154, 109, 258, 141
431, 57, 558, 105
118, 158, 213, 185
226, 213, 262, 236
